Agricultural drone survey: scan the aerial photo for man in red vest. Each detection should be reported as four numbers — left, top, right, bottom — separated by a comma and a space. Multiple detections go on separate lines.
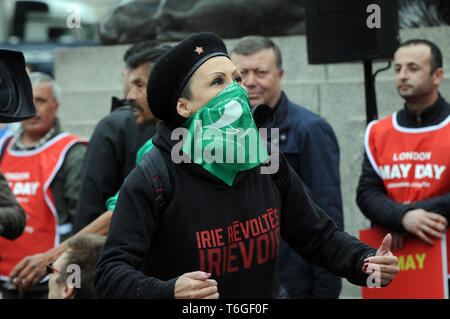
0, 72, 87, 299
357, 39, 449, 251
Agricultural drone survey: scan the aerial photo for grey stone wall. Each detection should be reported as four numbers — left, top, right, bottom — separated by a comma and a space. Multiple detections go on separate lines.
54, 26, 450, 298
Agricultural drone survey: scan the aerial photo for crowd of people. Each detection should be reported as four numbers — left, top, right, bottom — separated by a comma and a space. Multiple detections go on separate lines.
1, 31, 448, 299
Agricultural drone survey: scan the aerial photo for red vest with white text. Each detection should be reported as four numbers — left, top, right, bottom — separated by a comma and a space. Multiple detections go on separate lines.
365, 113, 450, 204
0, 133, 85, 280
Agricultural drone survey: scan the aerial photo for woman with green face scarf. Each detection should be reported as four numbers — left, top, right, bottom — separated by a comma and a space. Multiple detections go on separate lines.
94, 33, 399, 300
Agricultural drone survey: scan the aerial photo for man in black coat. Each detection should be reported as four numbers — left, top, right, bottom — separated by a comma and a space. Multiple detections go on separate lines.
73, 42, 171, 231
231, 35, 344, 299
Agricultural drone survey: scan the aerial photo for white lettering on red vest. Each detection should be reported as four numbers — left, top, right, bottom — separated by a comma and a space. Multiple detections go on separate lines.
379, 163, 446, 180
11, 181, 40, 196
365, 113, 450, 202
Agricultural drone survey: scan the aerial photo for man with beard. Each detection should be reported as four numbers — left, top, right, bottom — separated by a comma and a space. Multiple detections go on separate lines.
73, 42, 171, 232
357, 39, 449, 255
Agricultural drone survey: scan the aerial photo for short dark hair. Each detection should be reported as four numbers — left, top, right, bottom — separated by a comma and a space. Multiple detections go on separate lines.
231, 35, 283, 70
58, 234, 106, 299
398, 39, 443, 73
125, 43, 173, 70
173, 77, 194, 128
179, 77, 193, 100
123, 40, 162, 62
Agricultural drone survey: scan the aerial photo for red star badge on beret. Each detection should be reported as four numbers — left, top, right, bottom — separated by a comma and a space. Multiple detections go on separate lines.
194, 46, 204, 55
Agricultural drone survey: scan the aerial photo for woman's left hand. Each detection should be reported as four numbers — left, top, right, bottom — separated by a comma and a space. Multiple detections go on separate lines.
362, 233, 400, 287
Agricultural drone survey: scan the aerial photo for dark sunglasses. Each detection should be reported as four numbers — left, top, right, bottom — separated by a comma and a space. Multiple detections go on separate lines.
46, 262, 61, 275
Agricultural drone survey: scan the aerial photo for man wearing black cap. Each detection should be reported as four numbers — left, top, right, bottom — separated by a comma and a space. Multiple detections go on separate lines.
94, 32, 399, 299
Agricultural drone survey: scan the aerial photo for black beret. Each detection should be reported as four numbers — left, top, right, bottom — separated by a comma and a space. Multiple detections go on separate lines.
147, 32, 229, 123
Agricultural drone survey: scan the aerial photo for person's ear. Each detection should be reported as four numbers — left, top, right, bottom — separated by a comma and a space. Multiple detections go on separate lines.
62, 283, 75, 299
432, 67, 443, 86
176, 97, 192, 118
54, 101, 60, 113
278, 68, 284, 81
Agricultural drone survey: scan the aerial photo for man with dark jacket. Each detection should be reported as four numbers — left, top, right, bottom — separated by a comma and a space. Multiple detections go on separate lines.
73, 42, 169, 232
231, 36, 343, 298
357, 39, 449, 252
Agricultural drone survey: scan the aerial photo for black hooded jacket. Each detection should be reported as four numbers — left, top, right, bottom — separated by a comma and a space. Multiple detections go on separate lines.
94, 122, 376, 299
73, 108, 156, 231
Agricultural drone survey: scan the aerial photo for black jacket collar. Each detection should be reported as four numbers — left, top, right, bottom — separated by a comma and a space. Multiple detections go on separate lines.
397, 94, 450, 128
271, 91, 290, 131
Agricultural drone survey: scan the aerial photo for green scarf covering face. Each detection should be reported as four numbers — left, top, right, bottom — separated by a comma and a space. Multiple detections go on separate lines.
181, 82, 268, 186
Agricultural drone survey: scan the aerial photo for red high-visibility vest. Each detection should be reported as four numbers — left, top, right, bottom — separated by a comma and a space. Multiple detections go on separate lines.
365, 113, 450, 204
0, 133, 85, 280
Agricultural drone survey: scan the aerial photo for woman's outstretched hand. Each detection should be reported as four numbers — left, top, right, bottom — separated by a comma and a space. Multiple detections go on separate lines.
362, 233, 400, 287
